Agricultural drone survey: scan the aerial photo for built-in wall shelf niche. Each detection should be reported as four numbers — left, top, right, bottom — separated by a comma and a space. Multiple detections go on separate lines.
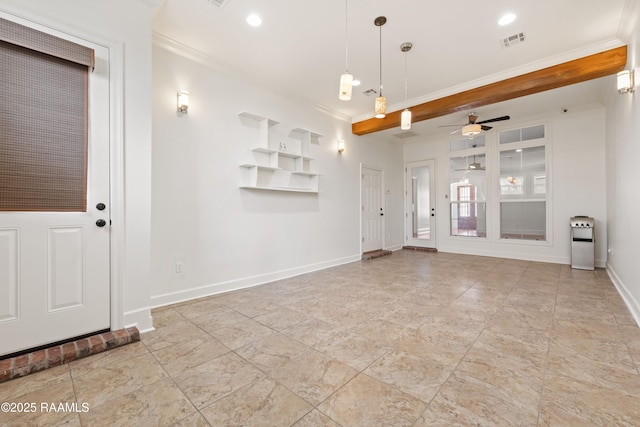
238, 112, 322, 193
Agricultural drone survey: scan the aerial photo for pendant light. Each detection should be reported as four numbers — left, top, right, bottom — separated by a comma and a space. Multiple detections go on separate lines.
338, 0, 353, 100
374, 16, 387, 119
400, 42, 412, 130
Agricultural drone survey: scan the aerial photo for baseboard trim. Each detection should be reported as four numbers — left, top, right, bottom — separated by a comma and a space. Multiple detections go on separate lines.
150, 254, 361, 309
607, 263, 640, 327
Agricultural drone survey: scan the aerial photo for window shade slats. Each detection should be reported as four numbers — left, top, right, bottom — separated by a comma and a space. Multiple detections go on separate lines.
0, 17, 94, 68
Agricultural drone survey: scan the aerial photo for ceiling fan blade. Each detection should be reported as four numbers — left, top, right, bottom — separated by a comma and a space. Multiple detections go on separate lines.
437, 124, 466, 127
476, 115, 510, 125
449, 128, 462, 135
481, 125, 492, 131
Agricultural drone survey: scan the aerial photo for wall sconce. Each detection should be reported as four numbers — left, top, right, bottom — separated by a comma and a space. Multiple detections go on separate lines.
617, 70, 634, 94
337, 139, 345, 153
177, 90, 189, 113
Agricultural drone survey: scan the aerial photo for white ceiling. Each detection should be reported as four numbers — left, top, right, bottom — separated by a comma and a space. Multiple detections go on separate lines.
152, 0, 628, 141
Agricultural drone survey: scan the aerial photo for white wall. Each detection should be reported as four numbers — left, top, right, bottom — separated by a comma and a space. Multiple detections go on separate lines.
606, 3, 640, 323
150, 45, 404, 306
0, 0, 155, 331
404, 107, 607, 266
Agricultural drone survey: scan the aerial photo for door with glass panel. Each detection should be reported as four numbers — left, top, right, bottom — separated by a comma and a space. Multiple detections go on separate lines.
405, 160, 436, 248
0, 17, 111, 356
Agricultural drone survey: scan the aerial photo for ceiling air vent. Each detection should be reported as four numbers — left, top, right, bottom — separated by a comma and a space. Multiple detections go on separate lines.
393, 131, 418, 140
206, 0, 231, 8
362, 89, 378, 97
502, 32, 525, 48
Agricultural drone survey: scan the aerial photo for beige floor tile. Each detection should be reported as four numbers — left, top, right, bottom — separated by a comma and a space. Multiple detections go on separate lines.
292, 409, 341, 427
0, 364, 71, 401
539, 373, 640, 426
200, 377, 312, 426
79, 378, 195, 427
173, 352, 264, 409
5, 251, 639, 426
364, 349, 452, 402
417, 371, 539, 427
188, 306, 249, 330
69, 341, 149, 379
253, 306, 310, 330
311, 328, 392, 371
0, 366, 78, 427
172, 411, 211, 427
172, 296, 227, 319
206, 317, 275, 349
141, 319, 211, 352
318, 373, 425, 427
72, 352, 168, 408
269, 348, 358, 405
151, 336, 231, 376
235, 333, 311, 372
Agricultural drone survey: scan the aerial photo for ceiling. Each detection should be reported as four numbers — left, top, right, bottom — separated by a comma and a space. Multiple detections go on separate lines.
152, 0, 629, 142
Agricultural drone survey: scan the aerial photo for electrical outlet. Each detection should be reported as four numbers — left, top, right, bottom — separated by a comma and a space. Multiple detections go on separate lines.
175, 261, 184, 273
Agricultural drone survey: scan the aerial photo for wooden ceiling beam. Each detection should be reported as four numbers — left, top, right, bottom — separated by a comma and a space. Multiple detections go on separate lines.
352, 45, 627, 135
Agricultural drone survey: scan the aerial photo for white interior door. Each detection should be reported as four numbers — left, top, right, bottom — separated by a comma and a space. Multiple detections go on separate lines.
0, 31, 111, 356
405, 160, 436, 248
362, 166, 384, 253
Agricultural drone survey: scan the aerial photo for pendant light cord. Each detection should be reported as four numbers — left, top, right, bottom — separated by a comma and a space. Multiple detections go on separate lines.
379, 23, 383, 96
404, 50, 408, 102
344, 0, 349, 72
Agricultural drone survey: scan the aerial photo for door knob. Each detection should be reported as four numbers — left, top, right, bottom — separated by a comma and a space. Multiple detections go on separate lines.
96, 203, 106, 211
96, 219, 107, 227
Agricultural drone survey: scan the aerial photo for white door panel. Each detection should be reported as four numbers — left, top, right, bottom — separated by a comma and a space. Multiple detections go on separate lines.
0, 33, 110, 356
362, 166, 384, 253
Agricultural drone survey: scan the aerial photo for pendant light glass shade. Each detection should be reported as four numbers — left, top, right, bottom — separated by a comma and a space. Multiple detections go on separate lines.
375, 96, 386, 118
339, 72, 353, 100
374, 16, 387, 119
400, 42, 413, 130
401, 109, 412, 130
338, 0, 352, 101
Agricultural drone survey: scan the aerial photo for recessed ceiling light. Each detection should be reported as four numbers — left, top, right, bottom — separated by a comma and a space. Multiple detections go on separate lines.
246, 14, 262, 27
498, 13, 516, 26
352, 79, 361, 87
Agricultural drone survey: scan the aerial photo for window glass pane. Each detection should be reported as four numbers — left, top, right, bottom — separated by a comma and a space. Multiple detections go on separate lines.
499, 129, 521, 144
499, 145, 547, 241
451, 202, 486, 237
499, 147, 545, 200
499, 124, 545, 144
522, 124, 545, 141
500, 201, 546, 240
450, 135, 485, 151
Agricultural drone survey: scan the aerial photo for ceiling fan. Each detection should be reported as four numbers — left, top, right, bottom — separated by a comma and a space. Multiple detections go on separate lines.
455, 154, 486, 172
442, 112, 510, 136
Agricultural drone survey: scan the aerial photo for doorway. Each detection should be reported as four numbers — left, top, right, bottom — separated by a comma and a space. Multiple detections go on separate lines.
361, 165, 384, 253
405, 160, 436, 249
0, 17, 112, 356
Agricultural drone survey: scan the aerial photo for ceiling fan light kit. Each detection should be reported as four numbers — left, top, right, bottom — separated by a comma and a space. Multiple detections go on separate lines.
462, 123, 482, 136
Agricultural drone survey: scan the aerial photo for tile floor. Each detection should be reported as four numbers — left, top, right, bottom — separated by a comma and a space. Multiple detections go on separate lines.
2, 250, 640, 426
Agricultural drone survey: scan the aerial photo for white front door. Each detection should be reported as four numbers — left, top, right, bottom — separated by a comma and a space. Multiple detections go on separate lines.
0, 32, 111, 356
362, 166, 384, 253
405, 160, 436, 248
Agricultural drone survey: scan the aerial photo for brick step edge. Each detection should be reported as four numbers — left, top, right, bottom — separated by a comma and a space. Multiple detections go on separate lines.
0, 327, 140, 383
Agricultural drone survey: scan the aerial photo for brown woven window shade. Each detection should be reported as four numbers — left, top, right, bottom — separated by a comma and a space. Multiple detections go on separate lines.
0, 17, 94, 68
0, 19, 94, 212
